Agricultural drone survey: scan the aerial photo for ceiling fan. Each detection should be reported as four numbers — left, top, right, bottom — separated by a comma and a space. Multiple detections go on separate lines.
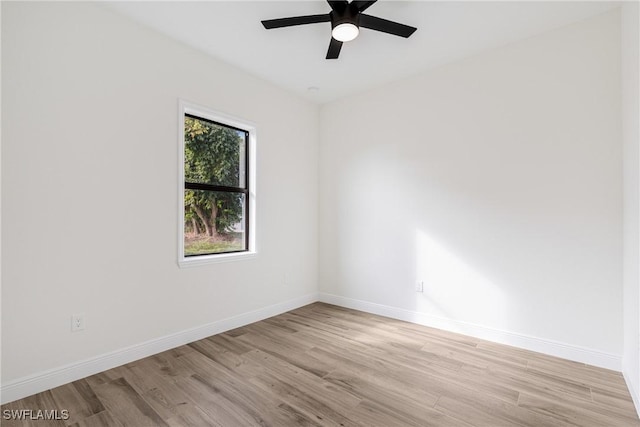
261, 0, 417, 59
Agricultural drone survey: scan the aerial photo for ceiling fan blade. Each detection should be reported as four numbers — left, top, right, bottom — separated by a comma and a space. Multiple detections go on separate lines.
262, 14, 331, 29
359, 14, 417, 38
326, 37, 343, 59
327, 1, 348, 12
351, 1, 377, 12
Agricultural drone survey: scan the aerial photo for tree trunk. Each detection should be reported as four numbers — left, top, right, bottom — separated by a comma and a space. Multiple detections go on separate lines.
191, 217, 200, 235
192, 204, 215, 237
210, 202, 219, 236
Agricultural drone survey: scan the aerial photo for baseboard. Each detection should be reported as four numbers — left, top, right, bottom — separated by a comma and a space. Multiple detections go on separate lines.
318, 293, 622, 371
0, 292, 319, 405
2, 291, 624, 405
623, 370, 640, 419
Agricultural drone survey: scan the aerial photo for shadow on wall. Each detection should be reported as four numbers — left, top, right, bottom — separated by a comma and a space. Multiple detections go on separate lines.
413, 230, 508, 333
323, 122, 620, 353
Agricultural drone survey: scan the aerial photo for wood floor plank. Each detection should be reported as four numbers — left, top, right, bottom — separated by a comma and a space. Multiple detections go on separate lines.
436, 392, 571, 427
2, 302, 639, 426
187, 339, 248, 374
164, 404, 223, 427
70, 379, 106, 415
517, 392, 636, 427
0, 392, 67, 427
351, 397, 460, 427
172, 374, 266, 427
591, 385, 638, 413
234, 332, 334, 378
176, 349, 318, 426
527, 359, 629, 393
322, 369, 444, 424
207, 332, 254, 355
274, 402, 325, 427
67, 410, 124, 427
117, 351, 191, 397
457, 362, 594, 403
241, 348, 363, 411
309, 341, 520, 406
89, 377, 168, 427
48, 380, 103, 426
248, 372, 360, 427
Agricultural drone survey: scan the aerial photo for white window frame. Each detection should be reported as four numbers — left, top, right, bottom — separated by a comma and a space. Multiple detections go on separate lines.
178, 100, 257, 267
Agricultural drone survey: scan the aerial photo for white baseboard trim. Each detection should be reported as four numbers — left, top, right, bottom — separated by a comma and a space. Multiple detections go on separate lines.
2, 291, 624, 405
0, 293, 318, 405
318, 293, 622, 371
623, 370, 640, 419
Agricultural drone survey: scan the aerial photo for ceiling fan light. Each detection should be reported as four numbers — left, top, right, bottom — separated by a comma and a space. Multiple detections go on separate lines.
332, 23, 359, 42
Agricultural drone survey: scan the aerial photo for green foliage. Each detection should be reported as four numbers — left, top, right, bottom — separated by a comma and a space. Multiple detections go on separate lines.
184, 117, 244, 237
184, 238, 243, 256
184, 117, 242, 186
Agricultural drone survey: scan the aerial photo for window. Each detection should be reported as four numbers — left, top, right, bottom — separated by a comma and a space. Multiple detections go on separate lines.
179, 101, 256, 266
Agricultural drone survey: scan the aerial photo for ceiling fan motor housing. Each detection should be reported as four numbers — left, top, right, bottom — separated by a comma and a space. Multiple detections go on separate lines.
330, 5, 361, 30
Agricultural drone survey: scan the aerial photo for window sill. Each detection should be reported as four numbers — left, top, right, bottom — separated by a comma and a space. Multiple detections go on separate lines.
178, 251, 257, 268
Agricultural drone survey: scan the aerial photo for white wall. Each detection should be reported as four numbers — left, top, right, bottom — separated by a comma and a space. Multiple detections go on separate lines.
1, 1, 318, 391
622, 0, 640, 413
319, 10, 622, 366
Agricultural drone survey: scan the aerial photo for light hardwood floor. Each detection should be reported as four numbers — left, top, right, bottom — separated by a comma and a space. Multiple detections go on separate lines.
2, 303, 639, 426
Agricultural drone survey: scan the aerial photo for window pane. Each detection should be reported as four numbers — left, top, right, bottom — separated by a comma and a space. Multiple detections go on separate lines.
184, 115, 246, 188
184, 189, 246, 256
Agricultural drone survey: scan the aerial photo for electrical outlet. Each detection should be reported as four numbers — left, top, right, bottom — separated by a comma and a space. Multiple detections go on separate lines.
71, 314, 85, 332
415, 281, 424, 293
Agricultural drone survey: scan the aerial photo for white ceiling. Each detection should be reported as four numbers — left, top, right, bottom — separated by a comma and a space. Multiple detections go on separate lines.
105, 1, 619, 104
